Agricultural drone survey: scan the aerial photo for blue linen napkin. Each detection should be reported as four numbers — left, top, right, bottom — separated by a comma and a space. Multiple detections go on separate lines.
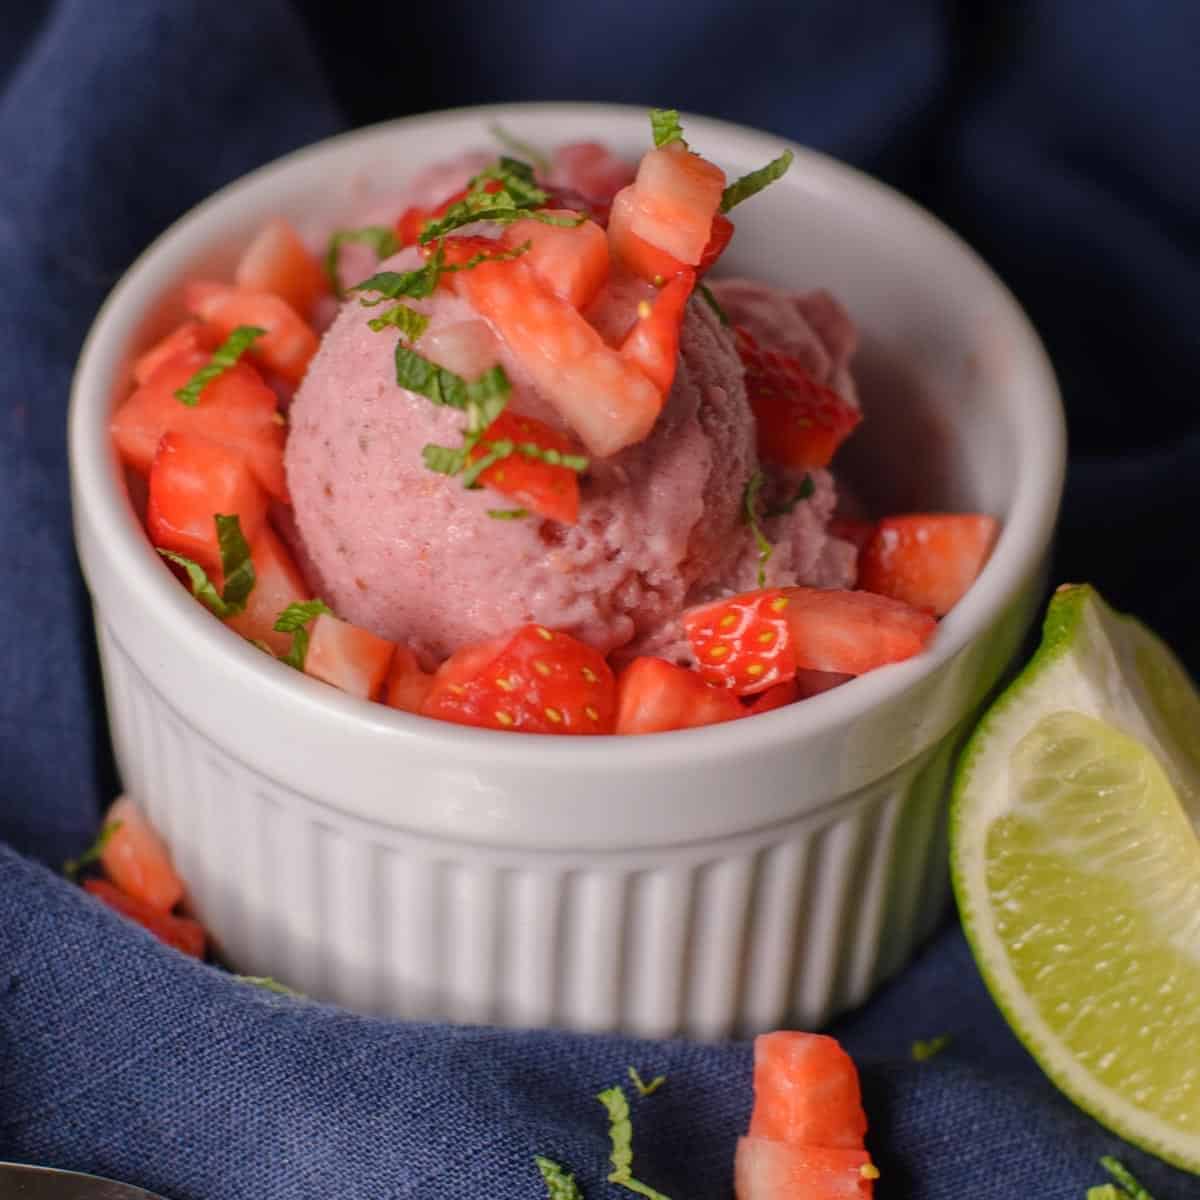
1, 3, 1196, 1196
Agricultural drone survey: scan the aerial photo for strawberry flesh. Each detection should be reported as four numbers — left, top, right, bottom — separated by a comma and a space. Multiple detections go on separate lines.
683, 589, 799, 696
614, 657, 745, 734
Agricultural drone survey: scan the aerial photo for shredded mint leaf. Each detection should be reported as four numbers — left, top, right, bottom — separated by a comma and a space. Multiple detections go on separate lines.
325, 226, 401, 298
422, 444, 467, 475
273, 599, 332, 671
367, 303, 430, 340
420, 205, 582, 243
911, 1033, 952, 1062
487, 508, 529, 520
490, 124, 550, 174
173, 325, 266, 406
1098, 1158, 1154, 1199
460, 438, 516, 489
627, 1067, 666, 1097
215, 513, 255, 610
534, 1156, 584, 1200
720, 149, 794, 213
395, 344, 470, 408
742, 470, 773, 587
650, 108, 686, 148
697, 283, 729, 326
597, 1086, 672, 1200
351, 245, 444, 305
765, 474, 814, 518
63, 819, 123, 880
157, 514, 254, 618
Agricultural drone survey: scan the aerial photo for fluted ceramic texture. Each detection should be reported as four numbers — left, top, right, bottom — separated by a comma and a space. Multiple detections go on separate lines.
98, 617, 957, 1037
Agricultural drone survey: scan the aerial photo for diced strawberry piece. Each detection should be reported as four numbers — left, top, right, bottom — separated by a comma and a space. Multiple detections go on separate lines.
744, 678, 799, 715
620, 269, 694, 394
551, 142, 636, 204
147, 433, 268, 575
185, 281, 318, 386
384, 645, 433, 713
696, 213, 734, 276
132, 321, 220, 385
778, 587, 937, 675
735, 1139, 875, 1200
234, 218, 327, 318
469, 409, 582, 525
112, 350, 287, 500
735, 327, 862, 469
457, 256, 664, 457
857, 514, 999, 617
83, 879, 206, 958
99, 795, 184, 913
629, 142, 726, 265
223, 526, 309, 655
748, 1032, 869, 1148
395, 205, 434, 248
304, 613, 395, 701
614, 657, 745, 734
420, 319, 500, 378
607, 186, 688, 283
828, 517, 876, 554
793, 669, 853, 698
423, 624, 616, 734
683, 589, 798, 696
501, 212, 610, 310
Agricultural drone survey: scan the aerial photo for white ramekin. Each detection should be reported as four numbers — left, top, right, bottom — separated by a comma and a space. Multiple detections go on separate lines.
69, 103, 1064, 1038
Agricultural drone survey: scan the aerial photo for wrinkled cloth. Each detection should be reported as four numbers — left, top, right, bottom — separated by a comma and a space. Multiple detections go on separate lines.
0, 2, 1196, 1197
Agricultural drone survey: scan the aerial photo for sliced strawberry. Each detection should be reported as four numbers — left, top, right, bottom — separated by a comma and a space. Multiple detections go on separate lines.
744, 678, 799, 715
620, 269, 694, 394
112, 350, 287, 499
396, 204, 434, 248
223, 526, 309, 655
304, 613, 395, 701
83, 879, 206, 958
828, 517, 877, 554
457, 256, 664, 457
779, 587, 937, 675
185, 281, 318, 386
469, 409, 582, 525
793, 669, 854, 698
735, 327, 862, 469
696, 213, 735, 276
501, 212, 609, 310
132, 321, 220, 386
147, 433, 268, 575
607, 185, 688, 283
628, 142, 726, 265
748, 1031, 869, 1148
858, 514, 999, 617
423, 624, 616, 734
384, 644, 433, 713
234, 217, 326, 318
614, 657, 745, 734
735, 1139, 875, 1200
99, 795, 184, 913
683, 589, 798, 696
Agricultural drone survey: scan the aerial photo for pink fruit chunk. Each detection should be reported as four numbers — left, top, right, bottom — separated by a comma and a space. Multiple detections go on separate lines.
304, 613, 395, 701
99, 795, 185, 914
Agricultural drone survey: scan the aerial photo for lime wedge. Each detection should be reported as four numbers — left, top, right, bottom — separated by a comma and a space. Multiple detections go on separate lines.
952, 584, 1200, 1173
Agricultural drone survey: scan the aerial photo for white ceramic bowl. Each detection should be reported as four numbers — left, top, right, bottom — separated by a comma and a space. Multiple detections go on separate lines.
69, 103, 1064, 1038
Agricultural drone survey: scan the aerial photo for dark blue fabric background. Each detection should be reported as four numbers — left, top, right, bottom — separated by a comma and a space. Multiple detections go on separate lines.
0, 2, 1195, 1196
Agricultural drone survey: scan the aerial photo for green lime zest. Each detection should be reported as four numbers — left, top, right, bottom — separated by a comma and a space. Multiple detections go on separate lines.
649, 108, 685, 148
911, 1033, 952, 1062
273, 599, 332, 671
1097, 1158, 1154, 1199
742, 470, 773, 586
324, 225, 400, 298
63, 819, 123, 881
234, 975, 300, 996
157, 513, 255, 619
720, 149, 793, 213
627, 1066, 666, 1096
597, 1085, 672, 1200
487, 508, 529, 520
173, 325, 266, 406
367, 304, 430, 340
534, 1155, 584, 1200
